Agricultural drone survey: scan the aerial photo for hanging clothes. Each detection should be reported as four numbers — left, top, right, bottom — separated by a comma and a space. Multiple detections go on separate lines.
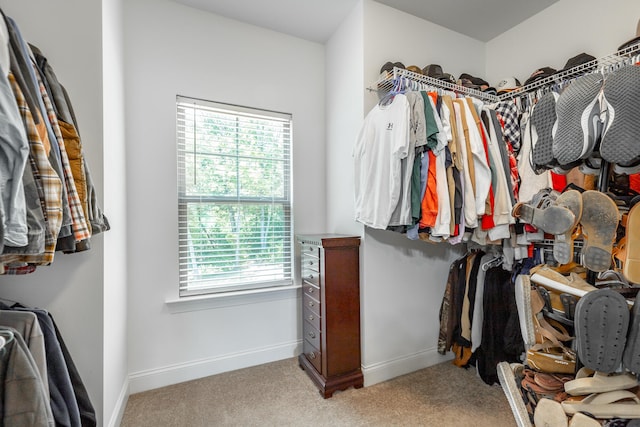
0, 10, 109, 274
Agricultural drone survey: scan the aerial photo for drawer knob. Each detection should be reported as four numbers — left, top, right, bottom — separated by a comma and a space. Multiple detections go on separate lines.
308, 331, 316, 339
308, 260, 314, 266
309, 352, 316, 359
307, 287, 314, 293
308, 315, 314, 321
307, 274, 314, 280
308, 301, 314, 307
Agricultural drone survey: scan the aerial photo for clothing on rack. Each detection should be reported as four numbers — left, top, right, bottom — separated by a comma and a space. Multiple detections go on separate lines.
438, 251, 523, 385
0, 9, 109, 275
356, 77, 522, 249
0, 301, 96, 427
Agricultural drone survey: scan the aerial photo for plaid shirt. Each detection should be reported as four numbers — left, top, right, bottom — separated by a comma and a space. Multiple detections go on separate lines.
36, 67, 91, 243
494, 101, 521, 153
2, 73, 63, 266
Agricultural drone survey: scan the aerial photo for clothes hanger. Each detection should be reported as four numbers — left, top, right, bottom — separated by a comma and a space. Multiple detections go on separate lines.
0, 328, 14, 351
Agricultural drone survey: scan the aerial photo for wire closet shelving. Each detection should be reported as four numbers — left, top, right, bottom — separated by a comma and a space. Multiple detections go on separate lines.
368, 41, 640, 103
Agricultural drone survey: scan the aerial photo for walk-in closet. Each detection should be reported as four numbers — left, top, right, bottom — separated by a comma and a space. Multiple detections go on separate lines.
2, 0, 640, 426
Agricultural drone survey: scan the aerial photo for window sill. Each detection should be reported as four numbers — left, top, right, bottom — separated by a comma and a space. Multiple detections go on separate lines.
165, 284, 301, 313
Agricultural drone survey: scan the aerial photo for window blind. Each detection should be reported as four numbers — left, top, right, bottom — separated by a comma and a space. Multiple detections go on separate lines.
176, 96, 293, 296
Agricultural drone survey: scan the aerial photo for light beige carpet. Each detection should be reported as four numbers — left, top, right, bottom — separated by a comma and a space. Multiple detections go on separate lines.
121, 358, 517, 426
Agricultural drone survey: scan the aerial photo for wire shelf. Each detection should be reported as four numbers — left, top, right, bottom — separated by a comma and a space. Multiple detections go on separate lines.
368, 67, 501, 103
498, 42, 640, 100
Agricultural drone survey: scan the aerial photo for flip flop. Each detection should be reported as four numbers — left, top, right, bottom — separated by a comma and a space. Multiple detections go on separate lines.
623, 297, 640, 374
564, 371, 638, 396
561, 390, 640, 418
568, 412, 602, 427
535, 398, 569, 427
553, 190, 583, 265
623, 203, 640, 284
580, 191, 619, 272
531, 91, 559, 171
600, 66, 640, 165
552, 73, 604, 166
574, 289, 629, 373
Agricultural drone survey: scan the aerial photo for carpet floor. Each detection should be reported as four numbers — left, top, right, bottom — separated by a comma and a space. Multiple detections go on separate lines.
121, 358, 516, 426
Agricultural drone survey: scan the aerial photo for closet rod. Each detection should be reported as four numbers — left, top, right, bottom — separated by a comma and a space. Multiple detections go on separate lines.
498, 42, 640, 100
368, 67, 501, 103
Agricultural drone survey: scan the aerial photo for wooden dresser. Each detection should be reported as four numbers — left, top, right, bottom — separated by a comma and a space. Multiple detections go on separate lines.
297, 234, 363, 398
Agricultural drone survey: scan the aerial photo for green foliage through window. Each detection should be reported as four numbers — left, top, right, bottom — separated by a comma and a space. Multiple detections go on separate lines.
177, 96, 292, 295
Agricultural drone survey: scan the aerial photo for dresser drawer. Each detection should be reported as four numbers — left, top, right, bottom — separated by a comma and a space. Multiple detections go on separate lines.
302, 255, 320, 272
302, 339, 322, 373
303, 291, 320, 315
301, 244, 320, 259
301, 267, 320, 286
304, 321, 321, 349
303, 305, 321, 331
302, 281, 320, 300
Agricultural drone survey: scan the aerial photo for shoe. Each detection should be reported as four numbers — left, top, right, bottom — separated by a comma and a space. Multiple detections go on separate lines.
600, 66, 640, 165
553, 190, 584, 265
512, 202, 576, 235
574, 289, 629, 373
531, 91, 560, 171
568, 412, 600, 427
623, 203, 640, 284
561, 390, 640, 418
580, 191, 619, 272
535, 397, 568, 427
623, 297, 640, 374
553, 73, 604, 166
564, 371, 638, 396
515, 274, 537, 350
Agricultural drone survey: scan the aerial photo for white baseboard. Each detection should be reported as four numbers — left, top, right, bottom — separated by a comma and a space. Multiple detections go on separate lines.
107, 379, 130, 427
128, 340, 301, 394
362, 347, 453, 387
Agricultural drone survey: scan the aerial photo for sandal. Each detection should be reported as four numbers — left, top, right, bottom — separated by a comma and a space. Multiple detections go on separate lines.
554, 190, 584, 265
536, 397, 569, 427
564, 371, 638, 396
574, 289, 629, 373
580, 191, 620, 272
562, 390, 640, 418
623, 203, 640, 283
513, 189, 578, 235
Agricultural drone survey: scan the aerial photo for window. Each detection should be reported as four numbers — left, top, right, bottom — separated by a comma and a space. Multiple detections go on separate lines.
177, 96, 293, 296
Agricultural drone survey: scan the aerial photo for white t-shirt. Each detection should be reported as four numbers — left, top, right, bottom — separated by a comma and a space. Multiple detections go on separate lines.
354, 94, 410, 229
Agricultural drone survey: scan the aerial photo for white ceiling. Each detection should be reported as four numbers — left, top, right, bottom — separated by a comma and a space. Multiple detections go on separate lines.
174, 0, 559, 43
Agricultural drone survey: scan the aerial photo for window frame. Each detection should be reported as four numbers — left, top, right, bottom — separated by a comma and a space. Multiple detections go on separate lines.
176, 95, 294, 297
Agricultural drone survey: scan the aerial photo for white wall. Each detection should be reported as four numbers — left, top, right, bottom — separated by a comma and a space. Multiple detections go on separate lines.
0, 0, 107, 423
326, 1, 365, 236
102, 0, 129, 425
485, 0, 640, 85
325, 0, 484, 386
124, 0, 326, 392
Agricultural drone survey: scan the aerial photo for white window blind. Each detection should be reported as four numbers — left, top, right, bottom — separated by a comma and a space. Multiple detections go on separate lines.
176, 96, 293, 296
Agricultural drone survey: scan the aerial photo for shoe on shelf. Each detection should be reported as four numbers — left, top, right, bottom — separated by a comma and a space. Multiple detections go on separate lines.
552, 73, 604, 166
553, 190, 584, 265
574, 289, 629, 373
623, 203, 640, 284
512, 193, 576, 236
580, 190, 620, 272
600, 65, 640, 165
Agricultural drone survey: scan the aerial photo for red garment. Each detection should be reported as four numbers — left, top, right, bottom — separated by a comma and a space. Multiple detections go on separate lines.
630, 173, 640, 193
420, 150, 439, 228
550, 172, 567, 192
